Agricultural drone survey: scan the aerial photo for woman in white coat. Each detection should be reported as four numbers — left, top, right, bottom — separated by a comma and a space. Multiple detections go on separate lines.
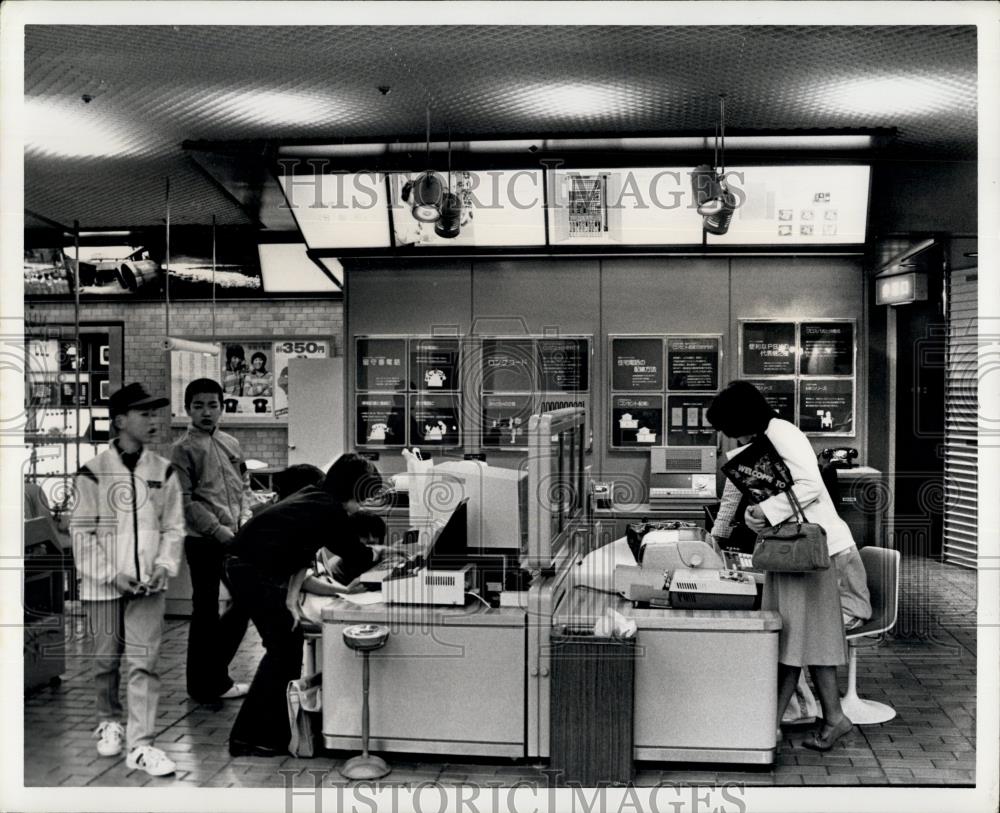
706, 381, 870, 752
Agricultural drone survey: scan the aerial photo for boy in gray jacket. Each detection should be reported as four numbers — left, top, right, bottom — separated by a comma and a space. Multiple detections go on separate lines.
170, 378, 251, 703
71, 383, 184, 777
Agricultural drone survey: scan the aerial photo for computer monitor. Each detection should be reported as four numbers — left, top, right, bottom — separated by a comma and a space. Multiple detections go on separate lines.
434, 460, 528, 553
424, 498, 469, 571
526, 406, 587, 566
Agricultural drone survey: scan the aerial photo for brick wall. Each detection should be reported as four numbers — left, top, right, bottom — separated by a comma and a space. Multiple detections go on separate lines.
25, 298, 344, 466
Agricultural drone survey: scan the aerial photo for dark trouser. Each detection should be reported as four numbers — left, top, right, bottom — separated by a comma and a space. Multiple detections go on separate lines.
225, 559, 303, 751
185, 537, 250, 701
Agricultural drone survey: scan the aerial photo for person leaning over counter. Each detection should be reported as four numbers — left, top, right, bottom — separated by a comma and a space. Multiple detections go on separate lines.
706, 380, 871, 753
223, 453, 385, 757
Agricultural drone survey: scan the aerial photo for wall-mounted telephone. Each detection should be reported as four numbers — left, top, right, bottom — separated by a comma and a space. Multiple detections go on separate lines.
821, 447, 858, 468
592, 482, 613, 509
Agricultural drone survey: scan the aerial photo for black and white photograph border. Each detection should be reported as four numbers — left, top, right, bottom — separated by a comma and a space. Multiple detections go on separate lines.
1, 2, 998, 813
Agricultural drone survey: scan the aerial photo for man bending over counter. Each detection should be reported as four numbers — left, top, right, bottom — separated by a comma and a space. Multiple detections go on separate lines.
223, 453, 386, 757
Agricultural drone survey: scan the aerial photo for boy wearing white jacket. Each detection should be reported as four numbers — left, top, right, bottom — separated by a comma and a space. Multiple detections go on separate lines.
71, 383, 184, 777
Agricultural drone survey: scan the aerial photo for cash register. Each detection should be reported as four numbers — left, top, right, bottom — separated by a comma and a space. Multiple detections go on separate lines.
648, 446, 717, 503
613, 521, 757, 610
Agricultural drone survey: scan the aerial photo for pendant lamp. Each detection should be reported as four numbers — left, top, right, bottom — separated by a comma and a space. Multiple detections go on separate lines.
691, 96, 738, 236
410, 108, 444, 224
434, 129, 462, 239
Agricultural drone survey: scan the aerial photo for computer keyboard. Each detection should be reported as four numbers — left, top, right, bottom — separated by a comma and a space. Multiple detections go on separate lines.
358, 553, 411, 586
649, 487, 709, 499
723, 550, 756, 571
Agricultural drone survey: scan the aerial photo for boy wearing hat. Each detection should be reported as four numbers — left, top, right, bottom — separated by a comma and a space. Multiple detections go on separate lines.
70, 383, 184, 777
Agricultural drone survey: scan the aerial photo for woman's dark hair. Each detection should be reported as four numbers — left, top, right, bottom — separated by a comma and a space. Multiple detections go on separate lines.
227, 345, 245, 361
351, 510, 387, 543
705, 380, 777, 439
251, 351, 268, 370
323, 453, 382, 505
272, 463, 324, 501
184, 378, 224, 411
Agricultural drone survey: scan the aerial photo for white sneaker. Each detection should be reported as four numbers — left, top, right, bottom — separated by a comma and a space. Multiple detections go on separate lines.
126, 745, 176, 777
94, 721, 125, 757
219, 681, 249, 699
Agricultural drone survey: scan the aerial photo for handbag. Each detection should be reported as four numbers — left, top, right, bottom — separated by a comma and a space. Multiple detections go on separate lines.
751, 489, 831, 573
287, 671, 323, 757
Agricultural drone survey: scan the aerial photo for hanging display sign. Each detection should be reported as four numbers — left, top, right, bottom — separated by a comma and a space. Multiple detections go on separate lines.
799, 322, 854, 376
410, 394, 462, 447
798, 379, 854, 435
480, 338, 537, 393
666, 394, 717, 446
610, 337, 664, 390
611, 394, 663, 448
356, 393, 406, 447
875, 272, 928, 306
356, 337, 407, 391
667, 336, 721, 391
538, 338, 589, 392
410, 338, 461, 391
747, 379, 796, 423
741, 322, 797, 376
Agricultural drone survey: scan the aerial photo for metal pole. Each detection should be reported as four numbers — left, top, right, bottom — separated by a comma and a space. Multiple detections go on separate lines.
73, 221, 81, 471
211, 215, 217, 338
165, 178, 171, 338
360, 651, 371, 758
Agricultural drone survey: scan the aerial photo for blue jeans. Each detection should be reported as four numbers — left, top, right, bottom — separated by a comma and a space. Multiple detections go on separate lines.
84, 592, 166, 751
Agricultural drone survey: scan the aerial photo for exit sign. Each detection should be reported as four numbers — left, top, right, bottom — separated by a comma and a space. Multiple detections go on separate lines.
876, 272, 928, 306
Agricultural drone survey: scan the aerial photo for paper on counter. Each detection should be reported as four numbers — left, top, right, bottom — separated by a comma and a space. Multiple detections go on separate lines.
339, 590, 385, 606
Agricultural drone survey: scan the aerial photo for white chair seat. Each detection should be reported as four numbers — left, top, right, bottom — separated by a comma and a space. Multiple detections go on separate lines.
841, 546, 901, 726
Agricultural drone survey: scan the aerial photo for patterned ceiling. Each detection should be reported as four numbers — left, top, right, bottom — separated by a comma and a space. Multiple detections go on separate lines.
23, 24, 978, 229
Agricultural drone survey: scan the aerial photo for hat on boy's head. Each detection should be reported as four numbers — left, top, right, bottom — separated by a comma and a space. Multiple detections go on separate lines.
109, 383, 169, 417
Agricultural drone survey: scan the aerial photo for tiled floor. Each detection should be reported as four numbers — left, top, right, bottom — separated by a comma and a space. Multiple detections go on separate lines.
23, 556, 977, 788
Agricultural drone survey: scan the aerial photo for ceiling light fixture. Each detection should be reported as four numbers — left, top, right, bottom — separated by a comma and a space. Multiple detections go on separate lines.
435, 129, 463, 239
410, 107, 444, 224
691, 95, 738, 236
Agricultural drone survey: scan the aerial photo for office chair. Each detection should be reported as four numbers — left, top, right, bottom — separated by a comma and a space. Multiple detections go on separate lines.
840, 546, 901, 725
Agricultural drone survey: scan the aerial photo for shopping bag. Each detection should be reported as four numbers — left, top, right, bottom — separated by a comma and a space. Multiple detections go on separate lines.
287, 671, 323, 757
751, 490, 831, 573
403, 448, 435, 526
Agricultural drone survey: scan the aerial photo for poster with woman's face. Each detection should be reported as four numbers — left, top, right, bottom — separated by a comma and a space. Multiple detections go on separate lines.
220, 342, 274, 417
